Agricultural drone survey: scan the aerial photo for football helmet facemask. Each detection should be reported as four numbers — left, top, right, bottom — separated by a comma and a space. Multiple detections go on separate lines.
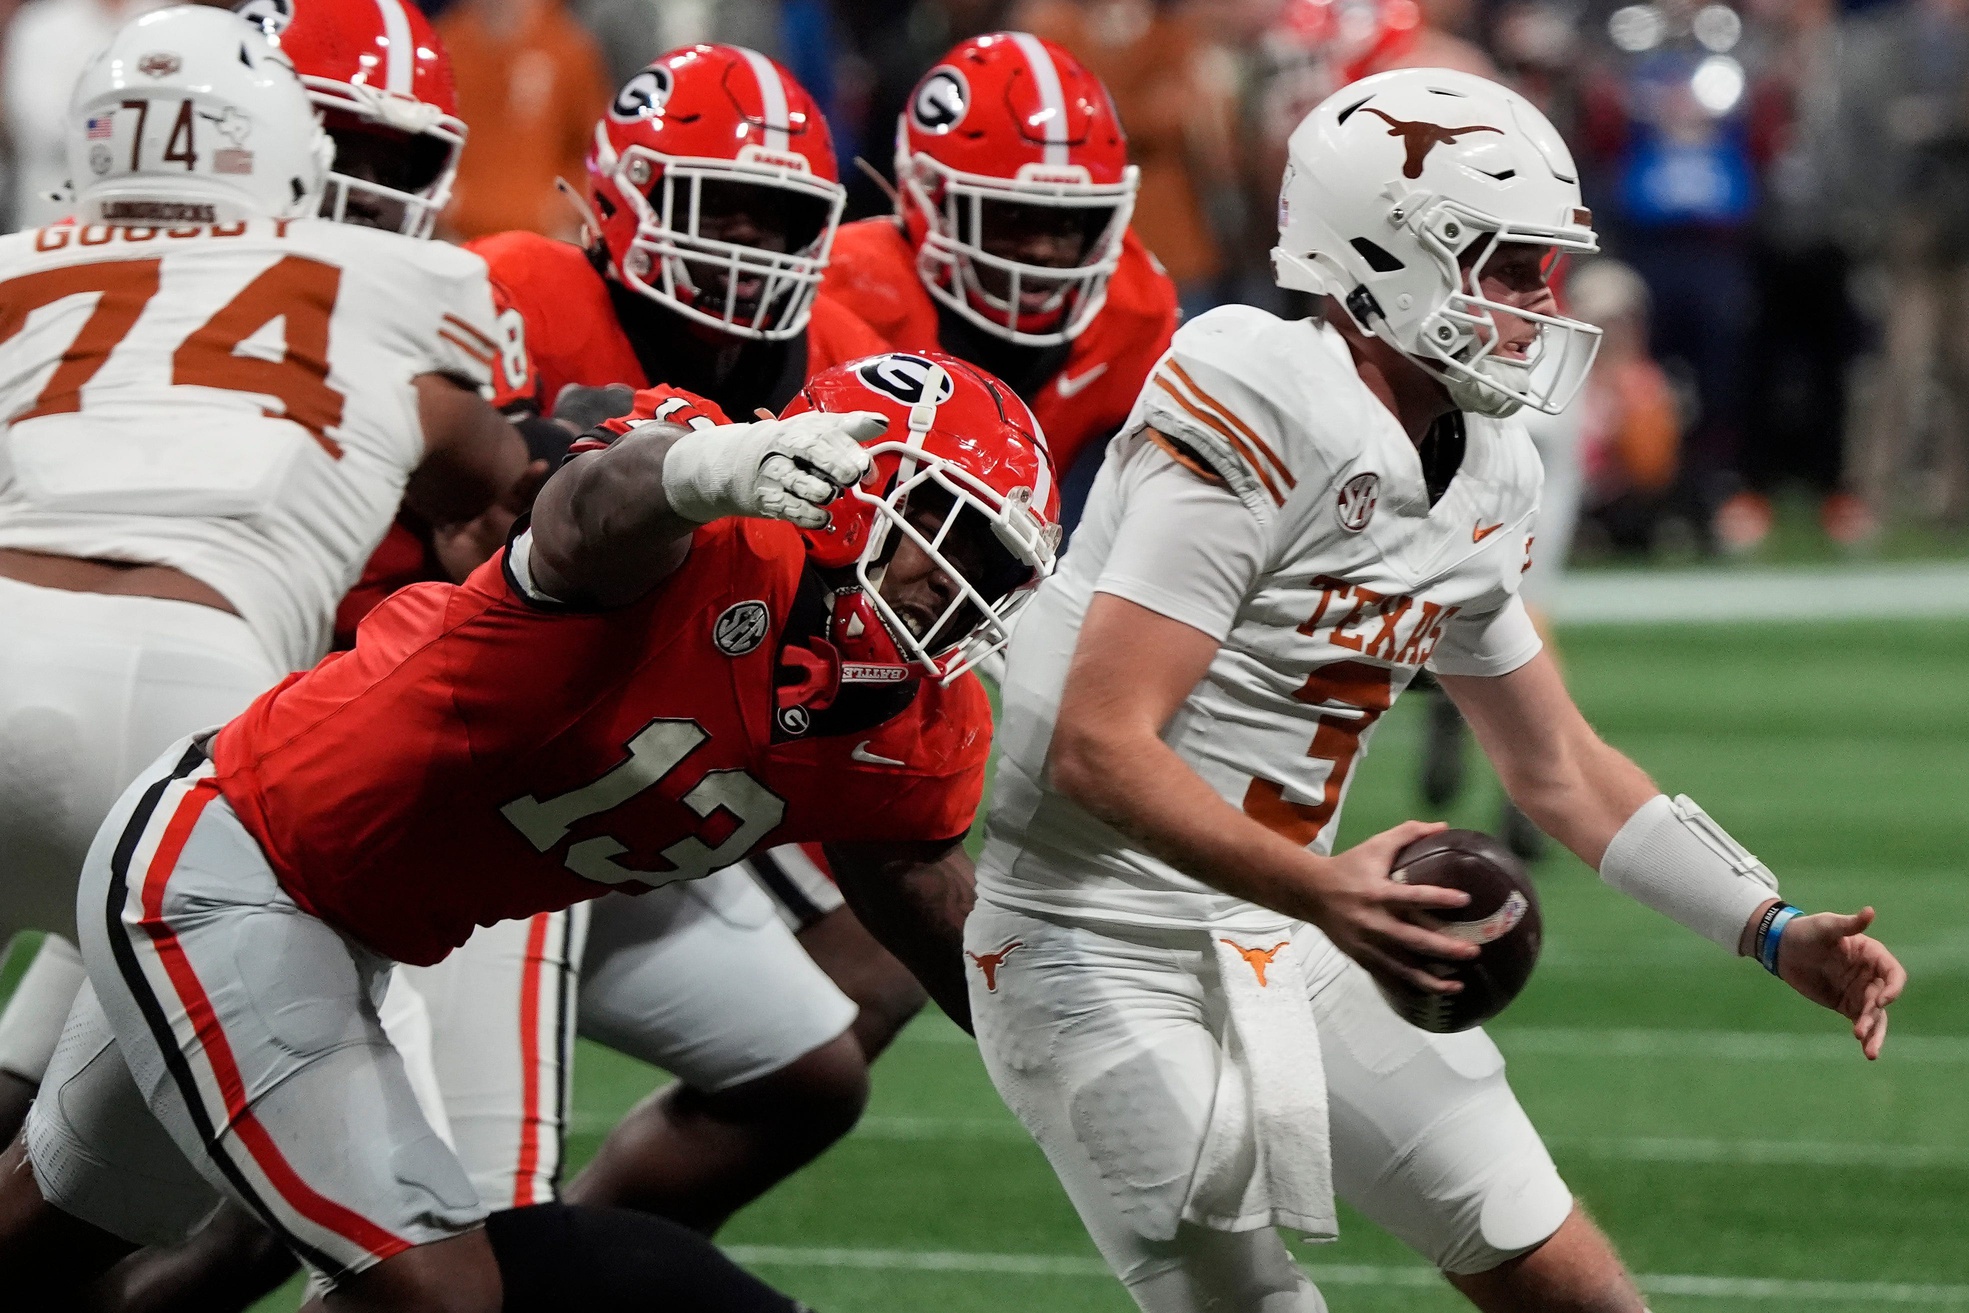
587, 44, 846, 341
790, 351, 1060, 683
237, 0, 464, 238
896, 33, 1139, 347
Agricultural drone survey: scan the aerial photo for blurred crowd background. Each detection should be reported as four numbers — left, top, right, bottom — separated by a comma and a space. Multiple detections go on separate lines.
6, 0, 1968, 566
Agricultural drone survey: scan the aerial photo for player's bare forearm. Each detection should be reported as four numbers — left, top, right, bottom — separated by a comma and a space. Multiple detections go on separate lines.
1441, 652, 1659, 868
406, 373, 532, 525
1052, 595, 1474, 981
527, 423, 696, 607
825, 839, 977, 1033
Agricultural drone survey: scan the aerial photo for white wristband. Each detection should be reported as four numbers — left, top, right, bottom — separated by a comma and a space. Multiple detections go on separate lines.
659, 422, 755, 525
1598, 794, 1779, 951
658, 411, 882, 528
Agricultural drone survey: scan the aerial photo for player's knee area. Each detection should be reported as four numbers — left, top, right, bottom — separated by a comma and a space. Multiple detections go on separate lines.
1319, 977, 1571, 1275
485, 1203, 803, 1312
694, 1030, 869, 1141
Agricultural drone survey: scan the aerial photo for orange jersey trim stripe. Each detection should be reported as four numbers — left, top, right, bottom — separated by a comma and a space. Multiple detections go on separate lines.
1152, 374, 1288, 506
438, 329, 497, 371
1144, 427, 1227, 486
1163, 360, 1296, 493
440, 313, 498, 354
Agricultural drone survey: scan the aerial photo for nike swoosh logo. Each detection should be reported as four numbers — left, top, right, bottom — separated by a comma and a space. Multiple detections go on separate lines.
851, 741, 906, 767
1054, 362, 1107, 398
1473, 521, 1504, 542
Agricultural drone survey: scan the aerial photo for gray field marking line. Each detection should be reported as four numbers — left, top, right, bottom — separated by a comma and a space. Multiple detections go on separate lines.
1550, 561, 1969, 625
721, 1244, 1969, 1303
896, 1020, 1969, 1062
828, 1116, 1969, 1170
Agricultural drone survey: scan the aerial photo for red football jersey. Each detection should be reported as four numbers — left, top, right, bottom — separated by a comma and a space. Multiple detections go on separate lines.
211, 519, 990, 966
468, 230, 889, 414
820, 218, 1178, 475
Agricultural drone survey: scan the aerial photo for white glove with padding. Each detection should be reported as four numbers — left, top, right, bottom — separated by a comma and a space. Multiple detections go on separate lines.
658, 410, 887, 529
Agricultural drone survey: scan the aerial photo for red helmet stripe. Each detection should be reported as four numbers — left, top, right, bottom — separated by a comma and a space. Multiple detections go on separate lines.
1008, 33, 1070, 166
372, 0, 415, 96
736, 46, 790, 152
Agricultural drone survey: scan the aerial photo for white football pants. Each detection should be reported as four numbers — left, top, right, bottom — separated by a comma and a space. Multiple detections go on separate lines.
967, 900, 1572, 1313
0, 578, 279, 1082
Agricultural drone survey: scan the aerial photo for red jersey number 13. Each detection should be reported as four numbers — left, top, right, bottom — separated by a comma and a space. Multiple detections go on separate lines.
499, 718, 786, 888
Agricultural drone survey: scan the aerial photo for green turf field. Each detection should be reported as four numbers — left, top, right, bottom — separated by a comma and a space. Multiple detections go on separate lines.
8, 616, 1956, 1311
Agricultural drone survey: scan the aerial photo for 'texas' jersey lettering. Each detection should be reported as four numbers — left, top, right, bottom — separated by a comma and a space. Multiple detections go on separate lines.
1301, 576, 1459, 666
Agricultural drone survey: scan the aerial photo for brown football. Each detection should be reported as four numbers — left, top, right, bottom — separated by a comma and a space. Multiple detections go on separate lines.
1375, 828, 1543, 1033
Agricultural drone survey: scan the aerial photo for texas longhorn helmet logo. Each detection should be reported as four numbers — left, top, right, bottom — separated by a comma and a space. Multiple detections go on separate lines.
1357, 107, 1502, 179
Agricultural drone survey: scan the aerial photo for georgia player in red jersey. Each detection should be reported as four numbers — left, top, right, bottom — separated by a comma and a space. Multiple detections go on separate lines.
473, 43, 885, 424
823, 32, 1179, 529
457, 43, 959, 1240
0, 353, 1057, 1311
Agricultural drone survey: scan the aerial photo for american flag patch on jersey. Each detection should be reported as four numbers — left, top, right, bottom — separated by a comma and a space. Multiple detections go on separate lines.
86, 115, 115, 139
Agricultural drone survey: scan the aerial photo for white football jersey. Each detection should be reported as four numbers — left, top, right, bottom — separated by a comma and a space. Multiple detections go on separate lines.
0, 218, 500, 671
980, 305, 1546, 931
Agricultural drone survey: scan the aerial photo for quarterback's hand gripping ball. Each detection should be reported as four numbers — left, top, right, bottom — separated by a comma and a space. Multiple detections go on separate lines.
1378, 829, 1544, 1033
659, 410, 887, 529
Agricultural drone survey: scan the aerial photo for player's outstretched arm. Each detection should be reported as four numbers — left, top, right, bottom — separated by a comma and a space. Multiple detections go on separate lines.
826, 839, 976, 1032
1051, 593, 1481, 995
528, 411, 888, 608
1445, 653, 1907, 1058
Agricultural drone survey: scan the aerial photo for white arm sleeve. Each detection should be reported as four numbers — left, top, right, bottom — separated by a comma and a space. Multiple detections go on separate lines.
1600, 794, 1781, 951
1427, 592, 1544, 678
1091, 441, 1268, 642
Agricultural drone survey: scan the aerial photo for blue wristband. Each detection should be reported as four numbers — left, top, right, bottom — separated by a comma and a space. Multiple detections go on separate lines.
1758, 904, 1801, 975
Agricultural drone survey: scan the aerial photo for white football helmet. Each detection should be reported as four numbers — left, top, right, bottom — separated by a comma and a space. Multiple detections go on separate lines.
67, 5, 332, 227
1272, 67, 1601, 418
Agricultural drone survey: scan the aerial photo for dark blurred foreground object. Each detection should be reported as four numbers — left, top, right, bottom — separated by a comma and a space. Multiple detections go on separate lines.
1377, 829, 1542, 1033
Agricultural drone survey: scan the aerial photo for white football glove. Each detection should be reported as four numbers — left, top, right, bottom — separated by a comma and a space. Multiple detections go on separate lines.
658, 410, 887, 529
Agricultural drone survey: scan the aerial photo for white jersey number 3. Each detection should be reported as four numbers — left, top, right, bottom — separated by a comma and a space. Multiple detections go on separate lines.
499, 718, 787, 888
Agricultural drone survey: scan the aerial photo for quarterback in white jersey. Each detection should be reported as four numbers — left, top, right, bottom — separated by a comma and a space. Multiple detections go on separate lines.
0, 6, 525, 1137
971, 69, 1905, 1313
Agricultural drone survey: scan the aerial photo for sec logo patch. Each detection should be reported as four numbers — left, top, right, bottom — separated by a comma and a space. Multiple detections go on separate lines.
1337, 472, 1379, 532
713, 601, 770, 656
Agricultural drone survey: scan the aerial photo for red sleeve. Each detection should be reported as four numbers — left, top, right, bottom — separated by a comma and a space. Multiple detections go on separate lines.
570, 385, 736, 455
817, 754, 986, 846
333, 515, 443, 650
804, 294, 893, 373
797, 674, 992, 845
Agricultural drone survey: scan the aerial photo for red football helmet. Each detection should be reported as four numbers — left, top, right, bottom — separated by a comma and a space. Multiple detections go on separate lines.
587, 45, 846, 341
896, 33, 1139, 346
787, 352, 1060, 682
1271, 0, 1421, 87
237, 0, 464, 238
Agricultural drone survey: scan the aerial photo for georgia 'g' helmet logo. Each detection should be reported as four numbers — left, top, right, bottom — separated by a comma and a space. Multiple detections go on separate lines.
235, 0, 293, 37
856, 354, 956, 406
610, 66, 673, 123
910, 67, 968, 134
